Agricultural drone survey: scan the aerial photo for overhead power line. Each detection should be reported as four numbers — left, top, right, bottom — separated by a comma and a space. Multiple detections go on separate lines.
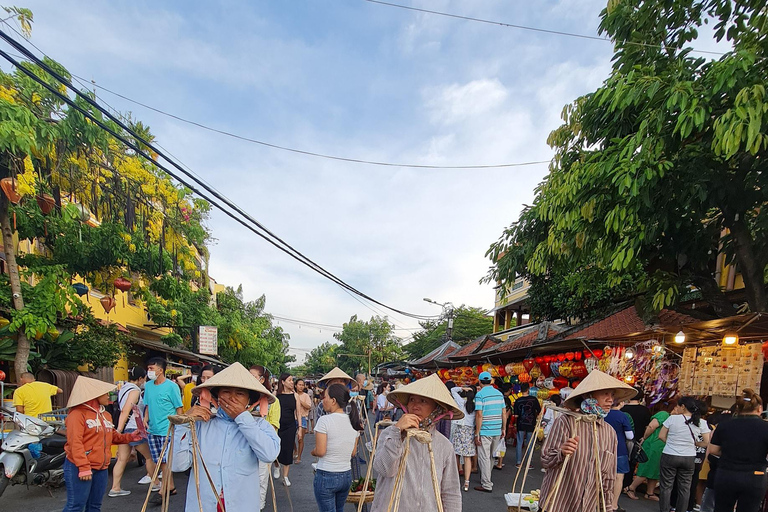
0, 30, 442, 322
364, 0, 726, 57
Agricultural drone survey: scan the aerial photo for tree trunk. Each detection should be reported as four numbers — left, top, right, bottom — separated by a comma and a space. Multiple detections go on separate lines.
0, 194, 30, 383
727, 216, 768, 312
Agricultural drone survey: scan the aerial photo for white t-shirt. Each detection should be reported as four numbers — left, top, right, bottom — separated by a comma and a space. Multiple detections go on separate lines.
662, 414, 710, 457
450, 387, 475, 429
315, 412, 358, 472
117, 382, 142, 431
376, 394, 392, 411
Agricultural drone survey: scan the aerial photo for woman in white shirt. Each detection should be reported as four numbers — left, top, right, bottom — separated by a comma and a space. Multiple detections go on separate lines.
658, 397, 710, 512
375, 383, 393, 424
311, 383, 363, 512
450, 385, 476, 492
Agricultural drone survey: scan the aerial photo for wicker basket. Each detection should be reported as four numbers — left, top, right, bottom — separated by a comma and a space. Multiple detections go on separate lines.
346, 490, 375, 504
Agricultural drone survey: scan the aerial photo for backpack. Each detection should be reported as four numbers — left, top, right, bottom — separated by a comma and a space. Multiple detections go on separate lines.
107, 384, 136, 428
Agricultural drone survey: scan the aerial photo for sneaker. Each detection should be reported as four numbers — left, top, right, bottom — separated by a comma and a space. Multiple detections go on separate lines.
108, 489, 131, 497
138, 475, 152, 485
151, 484, 161, 492
283, 476, 291, 487
272, 465, 280, 479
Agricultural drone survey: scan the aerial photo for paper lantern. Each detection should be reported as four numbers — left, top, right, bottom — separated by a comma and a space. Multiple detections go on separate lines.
513, 363, 525, 375
571, 379, 583, 388
548, 389, 560, 397
550, 361, 561, 377
553, 376, 568, 389
518, 372, 531, 384
583, 350, 592, 359
497, 365, 507, 377
571, 361, 588, 378
0, 370, 5, 381
482, 363, 493, 372
36, 194, 55, 215
529, 365, 541, 379
557, 353, 566, 362
505, 363, 515, 376
114, 277, 132, 292
574, 351, 582, 361
464, 367, 474, 377
603, 346, 613, 357
543, 377, 554, 389
476, 365, 484, 375
592, 349, 604, 359
0, 178, 21, 204
534, 356, 544, 365
490, 366, 500, 378
523, 358, 535, 372
529, 386, 539, 397
540, 363, 552, 378
565, 352, 575, 361
584, 357, 598, 373
559, 362, 572, 378
100, 295, 116, 314
72, 283, 89, 296
537, 388, 549, 400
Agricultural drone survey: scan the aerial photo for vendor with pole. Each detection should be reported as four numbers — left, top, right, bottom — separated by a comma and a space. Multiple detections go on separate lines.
540, 370, 637, 512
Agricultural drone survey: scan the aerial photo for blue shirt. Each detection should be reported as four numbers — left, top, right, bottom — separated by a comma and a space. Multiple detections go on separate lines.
475, 386, 504, 436
143, 378, 183, 436
174, 408, 281, 511
605, 409, 633, 457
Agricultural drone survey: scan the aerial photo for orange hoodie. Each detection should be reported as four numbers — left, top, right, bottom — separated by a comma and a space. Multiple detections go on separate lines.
64, 399, 135, 476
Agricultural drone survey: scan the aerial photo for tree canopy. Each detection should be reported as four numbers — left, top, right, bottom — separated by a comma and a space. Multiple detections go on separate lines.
486, 0, 768, 320
403, 306, 493, 360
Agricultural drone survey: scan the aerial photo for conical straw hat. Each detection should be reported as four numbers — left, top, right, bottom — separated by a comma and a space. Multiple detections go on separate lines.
318, 366, 355, 385
388, 374, 464, 420
563, 369, 637, 410
67, 376, 116, 408
194, 362, 277, 404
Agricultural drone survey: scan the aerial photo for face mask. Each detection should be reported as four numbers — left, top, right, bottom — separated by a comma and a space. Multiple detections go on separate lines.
147, 370, 157, 381
350, 391, 359, 397
192, 375, 198, 384
581, 397, 608, 418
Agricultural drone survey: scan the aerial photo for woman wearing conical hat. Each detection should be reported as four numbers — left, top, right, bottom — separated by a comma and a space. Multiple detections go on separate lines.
173, 362, 281, 512
370, 374, 463, 512
539, 369, 637, 512
62, 376, 143, 512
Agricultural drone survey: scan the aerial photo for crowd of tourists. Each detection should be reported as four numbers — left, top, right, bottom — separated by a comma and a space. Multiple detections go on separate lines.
10, 359, 768, 512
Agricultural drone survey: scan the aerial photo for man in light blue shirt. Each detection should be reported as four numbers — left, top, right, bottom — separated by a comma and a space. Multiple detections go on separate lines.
474, 371, 505, 492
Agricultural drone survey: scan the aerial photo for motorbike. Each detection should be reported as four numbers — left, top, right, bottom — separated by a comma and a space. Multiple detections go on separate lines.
0, 406, 66, 497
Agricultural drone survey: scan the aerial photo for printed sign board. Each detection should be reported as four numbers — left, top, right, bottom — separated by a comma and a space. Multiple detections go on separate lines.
198, 326, 218, 356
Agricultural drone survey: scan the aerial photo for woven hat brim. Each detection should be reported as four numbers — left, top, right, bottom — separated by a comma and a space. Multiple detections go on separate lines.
67, 376, 116, 408
563, 370, 638, 409
387, 374, 464, 420
318, 367, 356, 385
193, 362, 276, 404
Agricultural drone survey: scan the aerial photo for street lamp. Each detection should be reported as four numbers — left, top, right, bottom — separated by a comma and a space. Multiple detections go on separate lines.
423, 298, 455, 341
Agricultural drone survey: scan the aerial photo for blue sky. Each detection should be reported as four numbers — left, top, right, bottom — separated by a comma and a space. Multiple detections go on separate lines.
3, 1, 626, 362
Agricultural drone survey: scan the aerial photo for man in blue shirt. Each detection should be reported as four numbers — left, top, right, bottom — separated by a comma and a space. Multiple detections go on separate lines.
605, 402, 634, 512
474, 371, 505, 492
143, 357, 183, 507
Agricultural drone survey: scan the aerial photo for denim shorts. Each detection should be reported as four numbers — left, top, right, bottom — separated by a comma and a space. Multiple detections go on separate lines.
617, 454, 630, 474
124, 428, 146, 447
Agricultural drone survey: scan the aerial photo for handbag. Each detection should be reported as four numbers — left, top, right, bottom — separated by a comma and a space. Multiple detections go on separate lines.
686, 421, 707, 463
629, 440, 648, 464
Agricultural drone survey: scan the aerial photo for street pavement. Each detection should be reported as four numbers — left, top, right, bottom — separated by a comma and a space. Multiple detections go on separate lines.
3, 429, 662, 512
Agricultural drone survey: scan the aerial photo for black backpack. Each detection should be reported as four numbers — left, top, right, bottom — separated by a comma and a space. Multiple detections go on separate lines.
107, 384, 135, 428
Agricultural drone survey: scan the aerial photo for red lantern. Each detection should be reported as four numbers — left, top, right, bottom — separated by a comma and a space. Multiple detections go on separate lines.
114, 277, 132, 292
0, 369, 5, 381
540, 363, 552, 378
583, 350, 592, 359
574, 351, 582, 361
0, 178, 21, 204
36, 194, 55, 215
565, 351, 575, 361
553, 376, 568, 389
571, 361, 588, 378
497, 365, 507, 377
534, 356, 544, 365
523, 358, 535, 372
476, 365, 484, 375
604, 346, 613, 356
593, 349, 604, 359
557, 353, 566, 362
571, 379, 582, 388
464, 367, 473, 377
518, 372, 531, 384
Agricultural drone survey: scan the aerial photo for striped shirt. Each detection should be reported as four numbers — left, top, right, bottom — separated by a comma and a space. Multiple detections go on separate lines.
371, 425, 462, 512
475, 386, 504, 436
540, 413, 617, 512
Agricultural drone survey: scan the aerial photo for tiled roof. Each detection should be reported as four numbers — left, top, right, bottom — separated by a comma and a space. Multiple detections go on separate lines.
559, 306, 700, 341
449, 335, 499, 358
411, 341, 461, 365
492, 322, 565, 353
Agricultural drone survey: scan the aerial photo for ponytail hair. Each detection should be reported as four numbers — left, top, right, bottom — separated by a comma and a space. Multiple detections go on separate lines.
128, 366, 146, 381
464, 386, 477, 414
735, 388, 762, 416
679, 396, 702, 427
326, 383, 364, 431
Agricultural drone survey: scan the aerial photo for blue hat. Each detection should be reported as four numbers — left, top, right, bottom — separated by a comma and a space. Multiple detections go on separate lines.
478, 371, 492, 382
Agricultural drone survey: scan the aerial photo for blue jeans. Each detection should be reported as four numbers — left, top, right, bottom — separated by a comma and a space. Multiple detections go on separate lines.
62, 458, 109, 512
314, 468, 352, 512
516, 430, 533, 464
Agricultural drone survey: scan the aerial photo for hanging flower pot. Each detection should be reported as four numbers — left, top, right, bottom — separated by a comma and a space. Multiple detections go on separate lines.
36, 194, 55, 215
72, 283, 89, 296
0, 178, 21, 204
100, 295, 116, 314
114, 277, 132, 292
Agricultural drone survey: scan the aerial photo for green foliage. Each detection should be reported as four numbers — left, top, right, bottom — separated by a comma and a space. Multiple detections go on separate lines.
487, 0, 768, 318
332, 315, 402, 375
403, 306, 493, 360
302, 342, 341, 376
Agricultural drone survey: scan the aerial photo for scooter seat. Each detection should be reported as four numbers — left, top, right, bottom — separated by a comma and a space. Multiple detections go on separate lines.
41, 435, 66, 453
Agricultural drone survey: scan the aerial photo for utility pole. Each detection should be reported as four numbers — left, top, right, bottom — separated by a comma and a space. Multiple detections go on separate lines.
424, 298, 455, 342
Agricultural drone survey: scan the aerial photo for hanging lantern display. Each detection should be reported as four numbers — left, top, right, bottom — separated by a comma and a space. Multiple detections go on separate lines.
603, 346, 613, 357
574, 351, 583, 361
543, 377, 555, 389
535, 375, 546, 388
523, 358, 535, 372
557, 353, 567, 362
100, 295, 116, 314
592, 349, 604, 359
540, 362, 552, 378
559, 362, 572, 377
583, 350, 592, 359
505, 363, 515, 376
464, 367, 474, 377
550, 361, 561, 377
489, 365, 500, 378
565, 351, 575, 361
548, 388, 560, 397
513, 362, 525, 375
571, 361, 588, 378
476, 365, 484, 375
529, 386, 539, 397
482, 363, 493, 373
518, 372, 531, 383
0, 178, 21, 204
36, 194, 55, 215
584, 356, 598, 373
534, 356, 544, 365
537, 387, 549, 400
114, 277, 132, 292
72, 283, 89, 296
529, 365, 541, 378
552, 376, 568, 389
497, 365, 507, 377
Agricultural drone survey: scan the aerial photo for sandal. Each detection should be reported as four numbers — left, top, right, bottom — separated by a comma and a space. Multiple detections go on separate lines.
623, 488, 638, 500
645, 494, 659, 501
463, 481, 470, 492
